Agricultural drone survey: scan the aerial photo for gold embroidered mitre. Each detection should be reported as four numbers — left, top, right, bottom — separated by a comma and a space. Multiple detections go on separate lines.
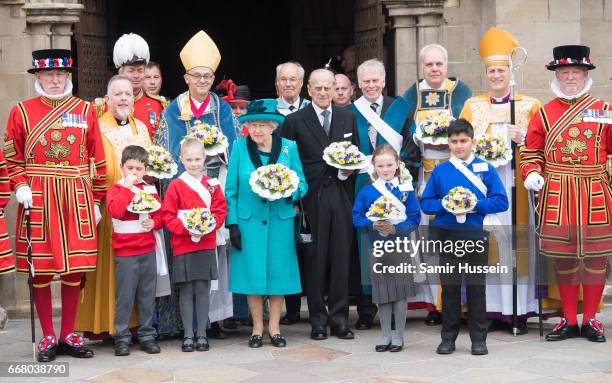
479, 27, 519, 67
180, 30, 221, 72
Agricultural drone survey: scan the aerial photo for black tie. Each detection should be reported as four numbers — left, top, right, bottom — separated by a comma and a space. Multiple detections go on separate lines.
370, 102, 379, 114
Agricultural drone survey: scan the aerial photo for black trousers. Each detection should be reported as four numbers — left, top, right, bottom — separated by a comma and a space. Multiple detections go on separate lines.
438, 230, 488, 343
303, 181, 353, 329
284, 244, 305, 316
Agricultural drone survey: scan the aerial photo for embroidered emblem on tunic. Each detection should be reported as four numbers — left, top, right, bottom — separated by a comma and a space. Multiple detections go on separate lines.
583, 128, 594, 139
39, 136, 48, 146
44, 143, 70, 159
568, 126, 580, 138
425, 92, 440, 107
66, 134, 76, 145
50, 130, 62, 142
560, 139, 587, 156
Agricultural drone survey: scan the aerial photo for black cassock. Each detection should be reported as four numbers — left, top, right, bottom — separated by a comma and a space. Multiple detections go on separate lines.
282, 104, 358, 329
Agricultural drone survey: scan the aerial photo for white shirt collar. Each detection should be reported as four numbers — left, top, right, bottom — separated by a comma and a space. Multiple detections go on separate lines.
281, 96, 300, 110
190, 96, 203, 109
452, 153, 475, 165
312, 102, 332, 116
419, 79, 446, 91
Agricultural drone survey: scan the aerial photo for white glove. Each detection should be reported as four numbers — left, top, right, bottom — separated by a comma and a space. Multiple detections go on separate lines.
337, 169, 349, 181
94, 204, 102, 225
15, 186, 33, 209
524, 173, 544, 191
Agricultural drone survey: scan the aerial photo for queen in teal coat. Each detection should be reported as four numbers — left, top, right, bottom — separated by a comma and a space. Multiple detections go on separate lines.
225, 99, 307, 347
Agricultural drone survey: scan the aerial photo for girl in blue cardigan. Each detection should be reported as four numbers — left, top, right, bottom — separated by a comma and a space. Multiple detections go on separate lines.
353, 144, 420, 353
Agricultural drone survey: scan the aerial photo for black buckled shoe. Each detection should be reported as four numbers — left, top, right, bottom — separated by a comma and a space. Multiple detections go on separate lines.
139, 340, 161, 354
354, 315, 373, 330
248, 334, 263, 348
375, 343, 391, 352
182, 337, 195, 352
57, 333, 94, 358
436, 339, 455, 355
310, 327, 327, 340
269, 334, 287, 348
389, 343, 404, 353
195, 336, 210, 351
582, 318, 606, 343
545, 318, 580, 341
471, 341, 488, 355
331, 325, 354, 340
425, 311, 442, 326
207, 322, 228, 339
114, 343, 130, 356
280, 312, 300, 325
37, 335, 57, 363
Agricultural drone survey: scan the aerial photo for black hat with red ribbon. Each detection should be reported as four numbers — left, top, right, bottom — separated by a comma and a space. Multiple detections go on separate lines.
546, 45, 595, 71
28, 49, 76, 74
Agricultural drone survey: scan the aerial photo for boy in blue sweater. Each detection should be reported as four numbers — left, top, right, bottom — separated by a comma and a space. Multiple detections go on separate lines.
421, 119, 508, 356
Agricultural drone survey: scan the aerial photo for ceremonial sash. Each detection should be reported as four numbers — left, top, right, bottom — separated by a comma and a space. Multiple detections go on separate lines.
111, 182, 169, 281
371, 178, 424, 283
177, 172, 220, 289
24, 96, 82, 159
354, 97, 402, 152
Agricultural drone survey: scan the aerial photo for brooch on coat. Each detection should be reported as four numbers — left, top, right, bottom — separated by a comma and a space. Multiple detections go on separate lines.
282, 146, 289, 155
208, 186, 215, 193
400, 192, 408, 203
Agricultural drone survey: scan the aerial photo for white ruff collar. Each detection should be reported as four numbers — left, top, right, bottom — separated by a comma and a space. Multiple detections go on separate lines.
34, 79, 73, 100
550, 77, 592, 100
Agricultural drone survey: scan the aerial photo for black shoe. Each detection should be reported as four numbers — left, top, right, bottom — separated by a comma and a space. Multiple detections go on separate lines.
425, 311, 442, 326
139, 340, 160, 354
375, 343, 391, 352
207, 322, 228, 339
182, 337, 194, 352
310, 327, 327, 340
581, 318, 606, 343
57, 342, 94, 358
223, 318, 238, 330
114, 343, 130, 356
280, 312, 300, 325
331, 325, 354, 340
486, 318, 507, 332
355, 315, 373, 330
471, 341, 488, 355
248, 334, 263, 348
513, 319, 529, 335
436, 339, 455, 355
269, 334, 287, 347
37, 336, 57, 363
545, 318, 580, 341
389, 343, 404, 353
195, 336, 210, 351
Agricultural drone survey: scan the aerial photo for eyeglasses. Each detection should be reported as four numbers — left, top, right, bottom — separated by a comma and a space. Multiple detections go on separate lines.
278, 77, 300, 84
186, 72, 214, 82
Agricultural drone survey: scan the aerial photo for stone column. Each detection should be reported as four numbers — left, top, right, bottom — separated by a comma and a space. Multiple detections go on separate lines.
0, 0, 83, 319
383, 0, 444, 94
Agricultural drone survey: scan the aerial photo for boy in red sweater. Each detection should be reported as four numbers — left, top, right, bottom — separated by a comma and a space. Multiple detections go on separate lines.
106, 145, 163, 356
161, 137, 227, 352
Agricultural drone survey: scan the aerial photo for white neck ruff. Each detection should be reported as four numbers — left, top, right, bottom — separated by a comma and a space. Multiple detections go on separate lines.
34, 79, 73, 100
550, 77, 592, 100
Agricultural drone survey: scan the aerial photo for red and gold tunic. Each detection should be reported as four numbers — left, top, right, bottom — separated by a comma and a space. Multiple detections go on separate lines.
0, 151, 13, 275
3, 96, 107, 275
520, 94, 612, 258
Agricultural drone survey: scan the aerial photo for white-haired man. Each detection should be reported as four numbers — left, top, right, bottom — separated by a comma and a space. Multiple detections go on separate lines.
521, 45, 612, 343
350, 58, 419, 331
4, 48, 106, 362
402, 44, 472, 326
276, 61, 310, 116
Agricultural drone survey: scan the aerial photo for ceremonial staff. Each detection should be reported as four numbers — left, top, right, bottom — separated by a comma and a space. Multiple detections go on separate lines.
528, 190, 545, 338
508, 46, 527, 336
25, 208, 36, 360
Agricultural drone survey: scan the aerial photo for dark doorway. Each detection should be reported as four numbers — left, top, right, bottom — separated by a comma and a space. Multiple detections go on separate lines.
104, 0, 355, 100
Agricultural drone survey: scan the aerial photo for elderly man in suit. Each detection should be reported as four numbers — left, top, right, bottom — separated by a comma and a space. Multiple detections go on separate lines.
282, 69, 358, 340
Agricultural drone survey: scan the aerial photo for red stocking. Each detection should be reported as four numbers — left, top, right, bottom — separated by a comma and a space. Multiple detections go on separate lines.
32, 275, 55, 337
59, 273, 83, 341
581, 256, 608, 324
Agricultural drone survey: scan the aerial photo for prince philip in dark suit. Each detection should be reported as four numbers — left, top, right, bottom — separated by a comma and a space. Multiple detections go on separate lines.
282, 69, 358, 340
